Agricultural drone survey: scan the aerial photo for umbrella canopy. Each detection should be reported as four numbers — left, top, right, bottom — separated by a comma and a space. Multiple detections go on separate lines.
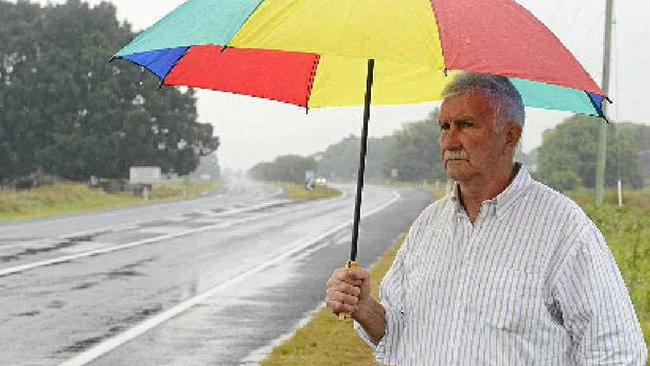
114, 0, 607, 117
114, 0, 608, 273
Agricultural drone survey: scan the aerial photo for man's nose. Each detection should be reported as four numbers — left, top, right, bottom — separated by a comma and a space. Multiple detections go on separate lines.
441, 128, 461, 150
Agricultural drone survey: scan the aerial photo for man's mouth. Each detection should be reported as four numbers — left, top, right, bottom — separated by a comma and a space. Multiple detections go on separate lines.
444, 151, 469, 161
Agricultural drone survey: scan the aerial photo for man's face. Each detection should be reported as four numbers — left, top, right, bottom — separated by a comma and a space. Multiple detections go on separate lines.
438, 92, 515, 184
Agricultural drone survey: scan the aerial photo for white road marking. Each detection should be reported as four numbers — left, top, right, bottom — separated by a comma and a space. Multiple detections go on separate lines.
0, 197, 342, 278
58, 190, 400, 366
59, 242, 115, 255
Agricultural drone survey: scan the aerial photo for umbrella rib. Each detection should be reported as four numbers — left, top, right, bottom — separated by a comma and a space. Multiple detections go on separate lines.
305, 55, 322, 113
223, 0, 269, 49
428, 0, 448, 72
586, 91, 610, 123
159, 47, 192, 88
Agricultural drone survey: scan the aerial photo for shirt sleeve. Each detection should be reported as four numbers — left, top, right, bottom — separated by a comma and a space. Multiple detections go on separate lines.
553, 224, 648, 365
355, 237, 408, 365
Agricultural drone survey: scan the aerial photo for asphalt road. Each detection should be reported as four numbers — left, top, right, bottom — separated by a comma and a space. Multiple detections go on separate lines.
0, 180, 432, 366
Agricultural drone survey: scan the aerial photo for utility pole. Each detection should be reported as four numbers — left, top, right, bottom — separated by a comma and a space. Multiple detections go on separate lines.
595, 0, 614, 205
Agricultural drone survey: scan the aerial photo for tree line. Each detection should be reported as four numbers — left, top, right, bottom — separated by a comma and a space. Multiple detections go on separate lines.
535, 116, 649, 191
0, 0, 219, 185
249, 110, 649, 192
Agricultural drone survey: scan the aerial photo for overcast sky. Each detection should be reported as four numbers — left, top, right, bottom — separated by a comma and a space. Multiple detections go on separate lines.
28, 0, 650, 170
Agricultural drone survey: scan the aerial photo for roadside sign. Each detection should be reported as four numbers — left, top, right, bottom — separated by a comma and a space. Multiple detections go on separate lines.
129, 166, 161, 184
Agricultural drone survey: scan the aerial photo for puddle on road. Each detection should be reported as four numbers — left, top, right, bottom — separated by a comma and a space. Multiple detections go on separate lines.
135, 220, 180, 229
106, 270, 143, 279
0, 234, 99, 263
57, 335, 106, 354
47, 300, 66, 309
104, 257, 157, 280
55, 304, 163, 355
15, 310, 40, 317
71, 281, 98, 291
182, 212, 203, 219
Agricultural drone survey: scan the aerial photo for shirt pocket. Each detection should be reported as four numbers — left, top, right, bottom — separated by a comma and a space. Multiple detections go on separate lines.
469, 269, 544, 333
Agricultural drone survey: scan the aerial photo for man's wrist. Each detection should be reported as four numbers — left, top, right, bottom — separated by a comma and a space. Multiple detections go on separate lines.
353, 297, 379, 322
353, 296, 387, 345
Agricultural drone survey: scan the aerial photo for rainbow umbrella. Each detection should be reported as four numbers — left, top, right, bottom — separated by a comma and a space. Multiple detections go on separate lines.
113, 0, 607, 267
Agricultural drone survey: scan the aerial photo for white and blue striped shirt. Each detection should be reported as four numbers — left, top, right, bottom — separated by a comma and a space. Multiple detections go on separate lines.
357, 164, 647, 365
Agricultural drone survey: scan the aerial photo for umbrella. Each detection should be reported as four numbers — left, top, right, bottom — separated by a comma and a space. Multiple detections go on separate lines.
112, 0, 607, 293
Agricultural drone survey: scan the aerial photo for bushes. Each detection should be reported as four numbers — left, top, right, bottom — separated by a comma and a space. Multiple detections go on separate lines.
546, 170, 583, 192
573, 191, 650, 341
11, 172, 58, 191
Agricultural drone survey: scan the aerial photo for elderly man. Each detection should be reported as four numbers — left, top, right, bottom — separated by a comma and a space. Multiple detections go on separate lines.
325, 73, 647, 365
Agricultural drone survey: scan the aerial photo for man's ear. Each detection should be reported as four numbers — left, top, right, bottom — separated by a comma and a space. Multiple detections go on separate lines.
504, 122, 522, 151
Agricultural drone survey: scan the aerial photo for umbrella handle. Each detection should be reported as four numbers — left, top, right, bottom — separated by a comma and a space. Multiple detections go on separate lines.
338, 260, 359, 321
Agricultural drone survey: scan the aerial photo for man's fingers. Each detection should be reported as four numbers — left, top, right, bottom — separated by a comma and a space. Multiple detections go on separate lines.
348, 268, 370, 281
327, 288, 360, 305
327, 299, 358, 315
328, 269, 363, 287
326, 280, 361, 297
325, 266, 370, 317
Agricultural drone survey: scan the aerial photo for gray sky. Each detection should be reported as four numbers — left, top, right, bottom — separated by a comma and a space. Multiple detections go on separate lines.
32, 0, 650, 170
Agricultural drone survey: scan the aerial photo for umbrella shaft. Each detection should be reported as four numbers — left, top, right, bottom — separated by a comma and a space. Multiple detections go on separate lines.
350, 59, 375, 262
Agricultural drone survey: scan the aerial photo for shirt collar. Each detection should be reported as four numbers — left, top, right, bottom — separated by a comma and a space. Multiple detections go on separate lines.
450, 162, 533, 219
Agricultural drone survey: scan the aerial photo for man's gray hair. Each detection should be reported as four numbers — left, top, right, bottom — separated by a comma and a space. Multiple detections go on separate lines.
443, 73, 526, 128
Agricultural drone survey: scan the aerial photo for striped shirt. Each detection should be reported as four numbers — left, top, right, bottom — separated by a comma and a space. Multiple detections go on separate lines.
356, 164, 647, 365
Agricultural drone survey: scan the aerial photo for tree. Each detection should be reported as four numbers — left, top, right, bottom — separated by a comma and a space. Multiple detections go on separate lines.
317, 135, 394, 181
383, 110, 446, 182
545, 170, 582, 192
0, 0, 219, 182
249, 155, 317, 183
618, 123, 650, 183
536, 115, 644, 190
190, 153, 221, 181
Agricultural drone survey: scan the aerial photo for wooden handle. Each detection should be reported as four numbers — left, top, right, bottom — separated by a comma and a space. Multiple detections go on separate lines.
338, 260, 359, 321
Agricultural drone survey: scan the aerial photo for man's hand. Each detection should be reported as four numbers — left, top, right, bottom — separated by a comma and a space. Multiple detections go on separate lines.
326, 266, 372, 320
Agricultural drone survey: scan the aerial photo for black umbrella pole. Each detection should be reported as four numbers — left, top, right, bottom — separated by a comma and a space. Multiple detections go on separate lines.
349, 58, 375, 263
340, 59, 374, 322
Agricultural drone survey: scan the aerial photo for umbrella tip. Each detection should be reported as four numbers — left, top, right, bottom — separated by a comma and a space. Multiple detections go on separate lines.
108, 55, 116, 63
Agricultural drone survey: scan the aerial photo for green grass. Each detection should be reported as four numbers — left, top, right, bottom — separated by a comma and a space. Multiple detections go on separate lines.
570, 189, 650, 342
0, 180, 220, 222
274, 183, 342, 201
262, 188, 650, 364
146, 180, 220, 200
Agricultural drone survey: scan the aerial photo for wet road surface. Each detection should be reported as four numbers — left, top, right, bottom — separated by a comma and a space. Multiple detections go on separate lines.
0, 180, 432, 365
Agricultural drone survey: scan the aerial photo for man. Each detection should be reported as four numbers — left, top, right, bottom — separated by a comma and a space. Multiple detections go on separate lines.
325, 73, 647, 365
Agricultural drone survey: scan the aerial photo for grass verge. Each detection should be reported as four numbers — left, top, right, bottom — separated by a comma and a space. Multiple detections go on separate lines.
571, 188, 650, 342
275, 183, 342, 201
261, 236, 404, 366
0, 180, 220, 222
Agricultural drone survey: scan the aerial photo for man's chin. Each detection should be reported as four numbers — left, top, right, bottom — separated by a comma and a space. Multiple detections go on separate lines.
444, 164, 474, 182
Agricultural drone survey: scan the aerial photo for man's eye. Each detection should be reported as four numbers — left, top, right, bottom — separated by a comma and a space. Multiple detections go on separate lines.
439, 123, 450, 131
460, 121, 473, 128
